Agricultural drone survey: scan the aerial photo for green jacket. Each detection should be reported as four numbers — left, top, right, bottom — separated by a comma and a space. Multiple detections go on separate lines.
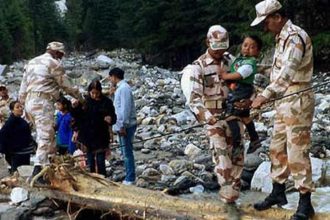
230, 56, 257, 85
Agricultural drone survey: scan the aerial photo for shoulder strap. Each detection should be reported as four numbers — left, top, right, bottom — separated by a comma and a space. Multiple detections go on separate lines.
283, 33, 306, 57
193, 59, 206, 78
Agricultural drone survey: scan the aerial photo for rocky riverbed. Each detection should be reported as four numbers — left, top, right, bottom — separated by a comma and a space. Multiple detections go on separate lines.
0, 49, 329, 219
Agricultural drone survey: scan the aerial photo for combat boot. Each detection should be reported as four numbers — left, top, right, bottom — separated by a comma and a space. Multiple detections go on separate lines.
290, 192, 315, 220
29, 165, 48, 185
254, 182, 288, 210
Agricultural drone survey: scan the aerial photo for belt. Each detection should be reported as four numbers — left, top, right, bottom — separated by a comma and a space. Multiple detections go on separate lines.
27, 91, 55, 101
204, 100, 223, 109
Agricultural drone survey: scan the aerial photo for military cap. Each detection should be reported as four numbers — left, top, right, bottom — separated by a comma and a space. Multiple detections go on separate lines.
46, 41, 65, 54
251, 0, 282, 26
207, 25, 229, 50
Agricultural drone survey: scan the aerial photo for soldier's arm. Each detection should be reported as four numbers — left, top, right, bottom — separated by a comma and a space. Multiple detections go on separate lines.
19, 66, 28, 104
186, 65, 215, 124
262, 34, 305, 99
52, 65, 84, 103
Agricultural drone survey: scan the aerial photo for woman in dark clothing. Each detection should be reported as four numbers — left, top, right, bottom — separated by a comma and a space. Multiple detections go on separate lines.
71, 80, 116, 176
0, 101, 35, 173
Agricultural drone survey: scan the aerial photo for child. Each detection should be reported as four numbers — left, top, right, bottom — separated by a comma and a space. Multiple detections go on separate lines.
55, 96, 76, 155
219, 35, 262, 154
0, 101, 34, 173
71, 80, 116, 176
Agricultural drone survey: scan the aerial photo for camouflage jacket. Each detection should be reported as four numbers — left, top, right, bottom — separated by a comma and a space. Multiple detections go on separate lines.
181, 50, 230, 123
262, 19, 313, 99
19, 53, 80, 103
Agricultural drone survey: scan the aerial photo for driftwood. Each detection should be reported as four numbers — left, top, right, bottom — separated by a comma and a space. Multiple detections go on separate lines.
5, 156, 330, 220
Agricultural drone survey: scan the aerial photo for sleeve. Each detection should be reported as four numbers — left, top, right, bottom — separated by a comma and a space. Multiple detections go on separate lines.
70, 103, 84, 131
0, 121, 10, 153
262, 34, 304, 99
19, 65, 28, 103
120, 88, 132, 128
236, 64, 253, 79
108, 99, 117, 126
183, 64, 214, 123
52, 64, 83, 102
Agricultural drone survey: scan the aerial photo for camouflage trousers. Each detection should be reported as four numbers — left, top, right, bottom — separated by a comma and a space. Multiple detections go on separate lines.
270, 86, 315, 193
25, 96, 56, 166
207, 119, 244, 203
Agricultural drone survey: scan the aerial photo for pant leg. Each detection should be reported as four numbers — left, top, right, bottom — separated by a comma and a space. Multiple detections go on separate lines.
119, 125, 136, 182
208, 120, 244, 202
269, 112, 290, 184
87, 152, 96, 173
285, 91, 315, 193
96, 151, 106, 176
25, 97, 56, 166
227, 119, 241, 149
245, 120, 259, 142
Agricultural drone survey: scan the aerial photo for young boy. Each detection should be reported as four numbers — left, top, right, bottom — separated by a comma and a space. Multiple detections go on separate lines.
220, 35, 263, 154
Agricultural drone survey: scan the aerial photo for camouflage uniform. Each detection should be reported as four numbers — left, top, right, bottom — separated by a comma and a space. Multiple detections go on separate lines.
261, 20, 314, 193
182, 50, 245, 202
19, 52, 81, 166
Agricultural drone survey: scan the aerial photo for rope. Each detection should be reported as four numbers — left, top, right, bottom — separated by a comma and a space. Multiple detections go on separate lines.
109, 80, 330, 149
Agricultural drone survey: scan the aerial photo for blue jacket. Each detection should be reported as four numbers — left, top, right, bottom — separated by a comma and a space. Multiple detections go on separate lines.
55, 111, 76, 154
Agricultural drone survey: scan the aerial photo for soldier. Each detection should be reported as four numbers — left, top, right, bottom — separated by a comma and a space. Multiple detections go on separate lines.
250, 1, 315, 219
19, 42, 83, 183
181, 25, 245, 203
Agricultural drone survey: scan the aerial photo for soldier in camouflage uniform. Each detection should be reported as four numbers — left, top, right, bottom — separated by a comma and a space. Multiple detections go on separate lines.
0, 85, 13, 128
19, 42, 82, 181
181, 25, 245, 203
251, 1, 315, 219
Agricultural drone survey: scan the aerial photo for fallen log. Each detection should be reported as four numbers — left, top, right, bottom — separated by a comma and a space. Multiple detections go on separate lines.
28, 171, 330, 220
6, 156, 330, 219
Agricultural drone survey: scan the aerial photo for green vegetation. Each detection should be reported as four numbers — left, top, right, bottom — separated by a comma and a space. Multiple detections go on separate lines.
0, 0, 329, 69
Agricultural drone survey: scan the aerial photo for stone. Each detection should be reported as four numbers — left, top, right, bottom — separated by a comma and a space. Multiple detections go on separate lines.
189, 184, 205, 194
10, 187, 29, 204
184, 144, 202, 159
250, 161, 272, 193
141, 148, 151, 154
159, 164, 174, 175
17, 165, 33, 178
243, 146, 264, 171
142, 168, 160, 177
169, 159, 193, 175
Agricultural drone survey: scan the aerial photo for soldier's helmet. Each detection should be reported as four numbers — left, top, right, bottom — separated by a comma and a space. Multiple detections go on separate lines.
46, 41, 65, 54
207, 25, 229, 50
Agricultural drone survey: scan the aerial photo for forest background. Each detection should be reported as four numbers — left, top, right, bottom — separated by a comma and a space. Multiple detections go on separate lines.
0, 0, 329, 70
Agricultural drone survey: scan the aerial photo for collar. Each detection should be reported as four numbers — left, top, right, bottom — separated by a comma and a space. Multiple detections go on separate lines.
116, 80, 125, 87
276, 19, 292, 43
205, 49, 223, 65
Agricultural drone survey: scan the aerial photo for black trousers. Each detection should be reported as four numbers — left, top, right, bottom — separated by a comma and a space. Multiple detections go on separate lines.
5, 153, 30, 173
226, 83, 254, 117
227, 119, 242, 149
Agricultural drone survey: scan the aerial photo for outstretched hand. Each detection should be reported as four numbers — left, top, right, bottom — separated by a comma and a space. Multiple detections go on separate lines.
251, 95, 267, 109
71, 98, 80, 108
104, 116, 112, 124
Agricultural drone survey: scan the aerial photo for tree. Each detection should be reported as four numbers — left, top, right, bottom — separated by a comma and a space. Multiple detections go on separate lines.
0, 10, 13, 63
